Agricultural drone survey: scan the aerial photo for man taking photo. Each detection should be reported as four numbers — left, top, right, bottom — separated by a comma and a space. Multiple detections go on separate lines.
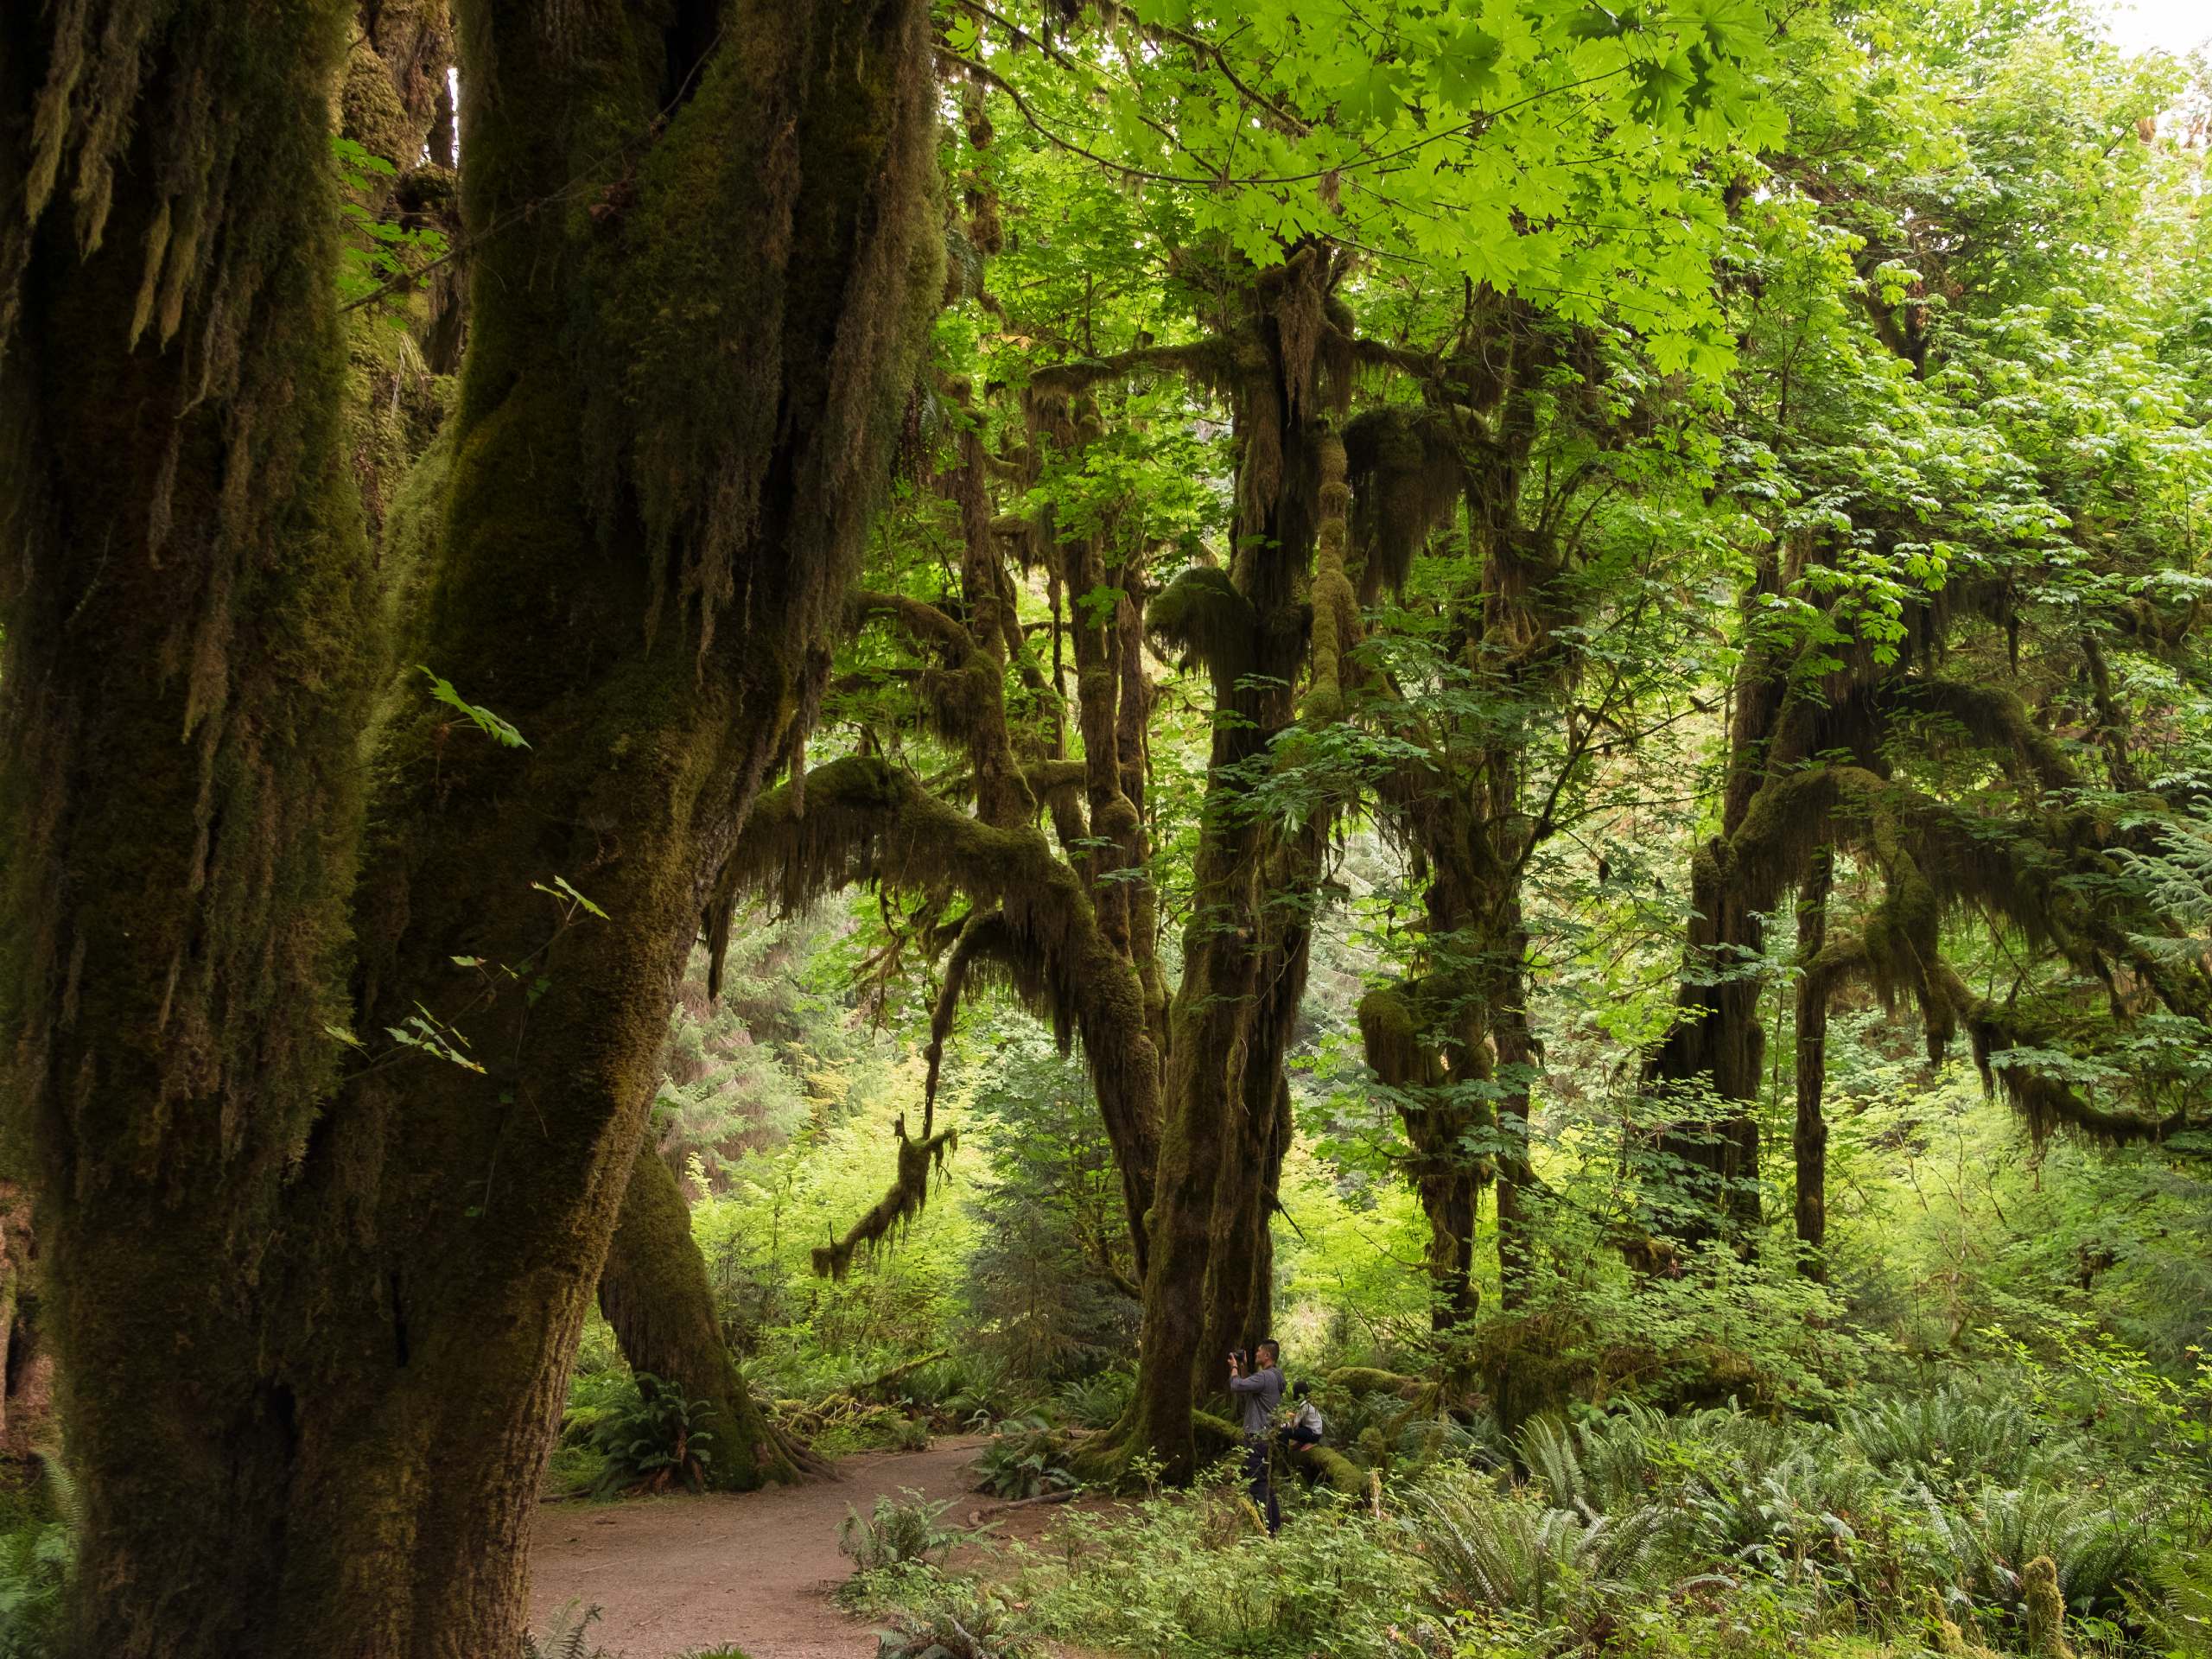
1228, 1339, 1284, 1534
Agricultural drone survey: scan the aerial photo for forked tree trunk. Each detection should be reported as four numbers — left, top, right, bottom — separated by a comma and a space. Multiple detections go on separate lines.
0, 0, 938, 1650
1122, 264, 1339, 1477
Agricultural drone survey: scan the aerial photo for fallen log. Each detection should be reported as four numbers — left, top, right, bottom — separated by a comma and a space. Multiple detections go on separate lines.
967, 1488, 1079, 1524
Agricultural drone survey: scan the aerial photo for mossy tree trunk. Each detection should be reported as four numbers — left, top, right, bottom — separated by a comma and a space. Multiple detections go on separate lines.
1352, 314, 1577, 1325
601, 1143, 817, 1485
1121, 249, 1352, 1481
1792, 848, 1835, 1272
1358, 981, 1489, 1332
2, 5, 388, 1650
0, 0, 938, 1651
722, 354, 1174, 1281
1640, 539, 1803, 1241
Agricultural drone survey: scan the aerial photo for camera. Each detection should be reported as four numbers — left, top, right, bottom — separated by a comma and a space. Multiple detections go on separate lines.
1228, 1347, 1249, 1371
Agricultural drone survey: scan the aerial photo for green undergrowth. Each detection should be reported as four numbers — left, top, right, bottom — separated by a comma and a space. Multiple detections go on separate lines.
836, 1360, 2211, 1659
522, 1600, 753, 1658
0, 1457, 75, 1659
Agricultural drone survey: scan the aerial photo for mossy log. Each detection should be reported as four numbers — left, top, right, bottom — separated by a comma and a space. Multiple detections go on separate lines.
1326, 1367, 1427, 1401
1292, 1443, 1368, 1495
1189, 1408, 1364, 1496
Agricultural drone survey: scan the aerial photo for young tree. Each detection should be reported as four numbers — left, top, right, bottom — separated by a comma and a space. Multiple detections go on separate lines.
1637, 0, 2212, 1258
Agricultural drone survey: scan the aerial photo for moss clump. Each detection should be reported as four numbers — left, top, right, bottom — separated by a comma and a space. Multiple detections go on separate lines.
1343, 404, 1463, 600
2023, 1555, 2075, 1659
341, 39, 422, 175
1928, 1599, 1998, 1659
1146, 566, 1255, 684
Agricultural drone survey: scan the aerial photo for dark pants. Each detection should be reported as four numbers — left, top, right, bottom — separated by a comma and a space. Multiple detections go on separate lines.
1281, 1424, 1321, 1485
1243, 1437, 1280, 1534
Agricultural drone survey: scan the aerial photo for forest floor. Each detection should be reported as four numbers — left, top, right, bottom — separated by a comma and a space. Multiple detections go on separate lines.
530, 1434, 1110, 1658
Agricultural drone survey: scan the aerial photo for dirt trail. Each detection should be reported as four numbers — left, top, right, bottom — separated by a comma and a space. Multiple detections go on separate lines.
530, 1436, 992, 1659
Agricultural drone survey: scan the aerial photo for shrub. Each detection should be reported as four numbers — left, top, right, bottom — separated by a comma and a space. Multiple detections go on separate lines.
0, 1455, 79, 1659
0, 1522, 71, 1659
1027, 1466, 1434, 1658
1054, 1369, 1135, 1431
519, 1601, 613, 1659
1916, 1480, 2160, 1626
2127, 1545, 2212, 1658
1520, 1399, 1798, 1517
868, 1572, 1039, 1659
1844, 1382, 2038, 1490
1408, 1471, 1669, 1638
839, 1490, 967, 1577
975, 1417, 1075, 1501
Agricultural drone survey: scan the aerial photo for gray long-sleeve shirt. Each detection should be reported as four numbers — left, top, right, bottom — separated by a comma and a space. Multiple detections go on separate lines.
1229, 1363, 1282, 1434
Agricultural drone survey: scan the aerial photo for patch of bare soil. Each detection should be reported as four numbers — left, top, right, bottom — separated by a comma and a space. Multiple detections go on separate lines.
530, 1435, 1109, 1659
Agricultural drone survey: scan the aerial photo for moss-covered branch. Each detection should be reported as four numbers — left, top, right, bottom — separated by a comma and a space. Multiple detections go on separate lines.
732, 755, 1163, 1266
811, 1113, 959, 1281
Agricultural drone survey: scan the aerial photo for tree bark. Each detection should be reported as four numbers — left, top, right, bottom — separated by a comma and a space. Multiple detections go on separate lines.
3, 6, 388, 1650
0, 0, 938, 1650
601, 1143, 817, 1486
1641, 539, 1805, 1241
1121, 251, 1343, 1480
1793, 848, 1834, 1273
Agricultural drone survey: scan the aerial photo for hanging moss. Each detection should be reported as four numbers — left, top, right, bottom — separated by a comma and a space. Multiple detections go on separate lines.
1147, 566, 1255, 684
810, 1115, 958, 1281
581, 1, 944, 662
1342, 405, 1464, 600
728, 754, 1164, 1268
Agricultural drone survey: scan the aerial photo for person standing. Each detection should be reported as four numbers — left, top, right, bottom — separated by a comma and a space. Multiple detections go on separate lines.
1228, 1339, 1283, 1534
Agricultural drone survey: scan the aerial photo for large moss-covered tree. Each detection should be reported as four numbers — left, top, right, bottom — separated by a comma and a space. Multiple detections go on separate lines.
0, 0, 938, 1650
1635, 6, 2212, 1259
718, 0, 1783, 1480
